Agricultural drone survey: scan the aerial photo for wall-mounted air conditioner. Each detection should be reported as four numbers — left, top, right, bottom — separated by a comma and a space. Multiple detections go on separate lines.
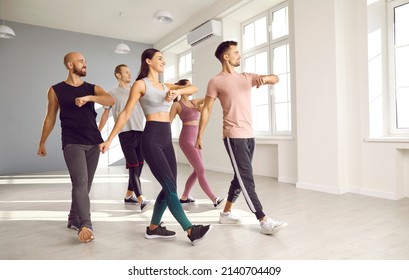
187, 20, 222, 47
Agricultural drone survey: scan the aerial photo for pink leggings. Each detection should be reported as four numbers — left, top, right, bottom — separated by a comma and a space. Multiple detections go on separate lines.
179, 125, 216, 201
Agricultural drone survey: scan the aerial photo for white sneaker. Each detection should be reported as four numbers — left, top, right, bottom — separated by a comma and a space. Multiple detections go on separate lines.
219, 212, 241, 224
260, 217, 288, 235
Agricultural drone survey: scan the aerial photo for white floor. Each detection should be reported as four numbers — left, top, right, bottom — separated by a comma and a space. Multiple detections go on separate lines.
1, 163, 409, 260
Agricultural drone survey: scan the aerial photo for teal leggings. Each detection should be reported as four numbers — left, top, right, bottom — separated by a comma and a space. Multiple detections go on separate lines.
141, 121, 192, 231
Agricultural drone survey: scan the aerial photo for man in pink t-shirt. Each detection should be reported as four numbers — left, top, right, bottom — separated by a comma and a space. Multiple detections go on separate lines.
196, 41, 288, 235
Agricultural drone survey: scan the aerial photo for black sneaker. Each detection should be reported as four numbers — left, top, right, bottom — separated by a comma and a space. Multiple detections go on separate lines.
124, 195, 139, 205
213, 197, 226, 208
145, 223, 176, 239
180, 197, 195, 203
188, 224, 212, 245
67, 215, 80, 231
140, 200, 154, 213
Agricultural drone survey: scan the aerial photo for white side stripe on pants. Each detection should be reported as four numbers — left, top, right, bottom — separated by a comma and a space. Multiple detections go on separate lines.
226, 137, 256, 213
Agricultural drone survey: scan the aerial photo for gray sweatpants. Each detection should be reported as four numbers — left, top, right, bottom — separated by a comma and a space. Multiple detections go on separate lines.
223, 137, 265, 220
63, 144, 100, 229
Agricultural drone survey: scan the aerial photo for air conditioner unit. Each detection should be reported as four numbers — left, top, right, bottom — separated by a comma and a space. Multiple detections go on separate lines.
187, 20, 222, 47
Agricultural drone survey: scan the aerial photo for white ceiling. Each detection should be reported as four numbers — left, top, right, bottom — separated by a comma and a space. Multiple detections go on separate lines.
1, 0, 238, 44
2, 0, 281, 48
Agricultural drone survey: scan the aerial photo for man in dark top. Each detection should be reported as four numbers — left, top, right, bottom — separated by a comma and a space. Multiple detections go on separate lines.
37, 52, 114, 243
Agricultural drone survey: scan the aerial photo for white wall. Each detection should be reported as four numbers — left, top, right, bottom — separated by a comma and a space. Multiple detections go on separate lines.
293, 0, 341, 193
292, 0, 409, 200
293, 0, 374, 195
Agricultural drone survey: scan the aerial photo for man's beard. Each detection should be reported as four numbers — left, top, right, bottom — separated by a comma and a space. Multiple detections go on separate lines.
73, 66, 87, 77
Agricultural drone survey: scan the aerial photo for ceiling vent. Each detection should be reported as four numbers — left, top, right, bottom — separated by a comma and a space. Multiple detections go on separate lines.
187, 20, 222, 47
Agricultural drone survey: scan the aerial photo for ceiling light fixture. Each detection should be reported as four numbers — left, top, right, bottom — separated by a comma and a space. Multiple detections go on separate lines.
152, 9, 173, 24
114, 12, 130, 54
0, 0, 15, 39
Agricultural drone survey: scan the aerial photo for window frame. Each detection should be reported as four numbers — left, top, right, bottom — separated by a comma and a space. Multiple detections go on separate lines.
241, 1, 292, 137
387, 0, 409, 135
271, 40, 292, 135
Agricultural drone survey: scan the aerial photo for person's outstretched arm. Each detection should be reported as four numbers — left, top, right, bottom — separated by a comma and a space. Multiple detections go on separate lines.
255, 74, 279, 88
37, 87, 59, 157
165, 84, 198, 101
100, 80, 144, 153
75, 85, 115, 107
195, 96, 215, 150
98, 108, 110, 131
169, 102, 181, 124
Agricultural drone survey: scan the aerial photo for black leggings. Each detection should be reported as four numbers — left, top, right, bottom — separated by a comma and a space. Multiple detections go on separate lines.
141, 121, 192, 231
119, 130, 144, 197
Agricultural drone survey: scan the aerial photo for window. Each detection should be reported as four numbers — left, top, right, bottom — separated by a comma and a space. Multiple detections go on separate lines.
245, 51, 270, 132
389, 0, 409, 134
179, 51, 192, 76
242, 2, 291, 136
169, 50, 193, 138
272, 43, 291, 132
243, 16, 268, 50
370, 0, 409, 138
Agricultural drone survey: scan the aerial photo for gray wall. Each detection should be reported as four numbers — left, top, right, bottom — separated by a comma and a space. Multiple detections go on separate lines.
0, 21, 151, 175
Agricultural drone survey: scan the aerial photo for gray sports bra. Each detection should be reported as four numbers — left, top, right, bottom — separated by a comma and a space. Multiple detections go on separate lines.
139, 78, 171, 115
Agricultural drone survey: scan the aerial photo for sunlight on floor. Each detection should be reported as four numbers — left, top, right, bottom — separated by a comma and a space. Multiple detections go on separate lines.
0, 174, 151, 185
0, 199, 257, 224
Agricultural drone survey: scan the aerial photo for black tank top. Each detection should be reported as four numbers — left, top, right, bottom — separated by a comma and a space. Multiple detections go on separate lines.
53, 81, 103, 148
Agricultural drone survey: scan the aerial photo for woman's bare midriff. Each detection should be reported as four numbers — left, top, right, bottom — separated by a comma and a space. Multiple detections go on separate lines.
183, 120, 198, 126
145, 112, 171, 122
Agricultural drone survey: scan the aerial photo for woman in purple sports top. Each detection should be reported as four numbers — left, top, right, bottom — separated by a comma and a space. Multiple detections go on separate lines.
170, 79, 225, 209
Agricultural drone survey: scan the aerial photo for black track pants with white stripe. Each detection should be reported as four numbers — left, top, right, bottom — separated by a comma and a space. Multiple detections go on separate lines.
223, 137, 265, 220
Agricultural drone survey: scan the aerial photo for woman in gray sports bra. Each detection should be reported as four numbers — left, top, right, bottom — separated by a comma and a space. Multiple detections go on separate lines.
100, 48, 212, 245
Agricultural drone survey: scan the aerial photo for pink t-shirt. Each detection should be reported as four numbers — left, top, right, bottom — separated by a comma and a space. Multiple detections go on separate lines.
206, 72, 259, 138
